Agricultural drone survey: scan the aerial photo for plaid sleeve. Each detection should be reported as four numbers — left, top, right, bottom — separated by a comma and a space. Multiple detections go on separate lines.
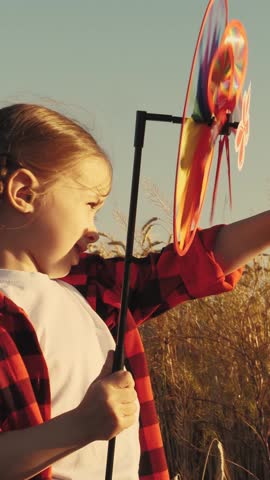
128, 224, 242, 323
65, 224, 242, 327
0, 295, 52, 480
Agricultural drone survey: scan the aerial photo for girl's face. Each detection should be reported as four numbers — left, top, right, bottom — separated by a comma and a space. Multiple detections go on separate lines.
28, 157, 111, 278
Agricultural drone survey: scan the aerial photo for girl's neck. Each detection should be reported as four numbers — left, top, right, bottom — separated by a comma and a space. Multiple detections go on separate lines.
0, 246, 38, 273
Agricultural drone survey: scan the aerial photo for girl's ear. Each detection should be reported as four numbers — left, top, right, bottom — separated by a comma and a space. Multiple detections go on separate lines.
6, 168, 40, 213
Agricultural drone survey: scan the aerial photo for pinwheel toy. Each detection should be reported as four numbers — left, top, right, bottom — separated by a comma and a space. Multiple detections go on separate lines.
105, 0, 250, 478
174, 0, 249, 255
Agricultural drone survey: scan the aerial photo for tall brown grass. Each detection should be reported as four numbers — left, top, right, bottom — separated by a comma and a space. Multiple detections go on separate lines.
141, 255, 270, 479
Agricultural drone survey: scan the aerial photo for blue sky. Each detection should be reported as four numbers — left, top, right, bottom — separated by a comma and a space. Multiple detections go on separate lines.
0, 0, 269, 242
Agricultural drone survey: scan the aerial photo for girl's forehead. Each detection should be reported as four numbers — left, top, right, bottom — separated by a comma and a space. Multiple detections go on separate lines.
74, 157, 112, 195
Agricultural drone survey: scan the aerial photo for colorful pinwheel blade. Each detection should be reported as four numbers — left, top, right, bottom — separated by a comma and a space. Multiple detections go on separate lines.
207, 20, 248, 122
175, 119, 214, 252
174, 0, 228, 256
222, 20, 248, 107
191, 0, 228, 124
207, 43, 235, 119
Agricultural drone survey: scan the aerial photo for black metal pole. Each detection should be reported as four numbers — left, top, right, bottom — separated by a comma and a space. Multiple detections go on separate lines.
105, 110, 147, 480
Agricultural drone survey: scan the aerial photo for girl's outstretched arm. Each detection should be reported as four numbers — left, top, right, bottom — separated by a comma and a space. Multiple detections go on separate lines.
213, 210, 270, 275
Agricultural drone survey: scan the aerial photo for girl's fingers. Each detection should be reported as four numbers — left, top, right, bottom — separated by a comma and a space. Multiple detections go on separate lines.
107, 370, 135, 389
121, 402, 138, 417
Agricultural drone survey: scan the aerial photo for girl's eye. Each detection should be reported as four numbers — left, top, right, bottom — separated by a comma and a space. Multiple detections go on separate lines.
88, 202, 98, 210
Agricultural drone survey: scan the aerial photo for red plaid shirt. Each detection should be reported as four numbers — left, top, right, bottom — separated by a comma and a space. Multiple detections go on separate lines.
0, 226, 241, 479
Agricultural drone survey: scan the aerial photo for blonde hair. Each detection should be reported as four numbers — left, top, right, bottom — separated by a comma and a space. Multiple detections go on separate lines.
0, 103, 111, 195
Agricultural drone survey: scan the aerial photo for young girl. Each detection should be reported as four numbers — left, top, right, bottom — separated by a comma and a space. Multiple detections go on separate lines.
0, 103, 269, 480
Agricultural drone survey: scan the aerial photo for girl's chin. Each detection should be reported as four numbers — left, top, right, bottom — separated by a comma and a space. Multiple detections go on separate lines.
47, 250, 80, 279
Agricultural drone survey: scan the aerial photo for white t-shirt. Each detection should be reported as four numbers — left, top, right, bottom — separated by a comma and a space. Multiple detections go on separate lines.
0, 269, 140, 480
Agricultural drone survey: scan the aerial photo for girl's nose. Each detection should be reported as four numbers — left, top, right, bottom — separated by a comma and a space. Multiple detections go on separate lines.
86, 222, 99, 243
88, 230, 99, 243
